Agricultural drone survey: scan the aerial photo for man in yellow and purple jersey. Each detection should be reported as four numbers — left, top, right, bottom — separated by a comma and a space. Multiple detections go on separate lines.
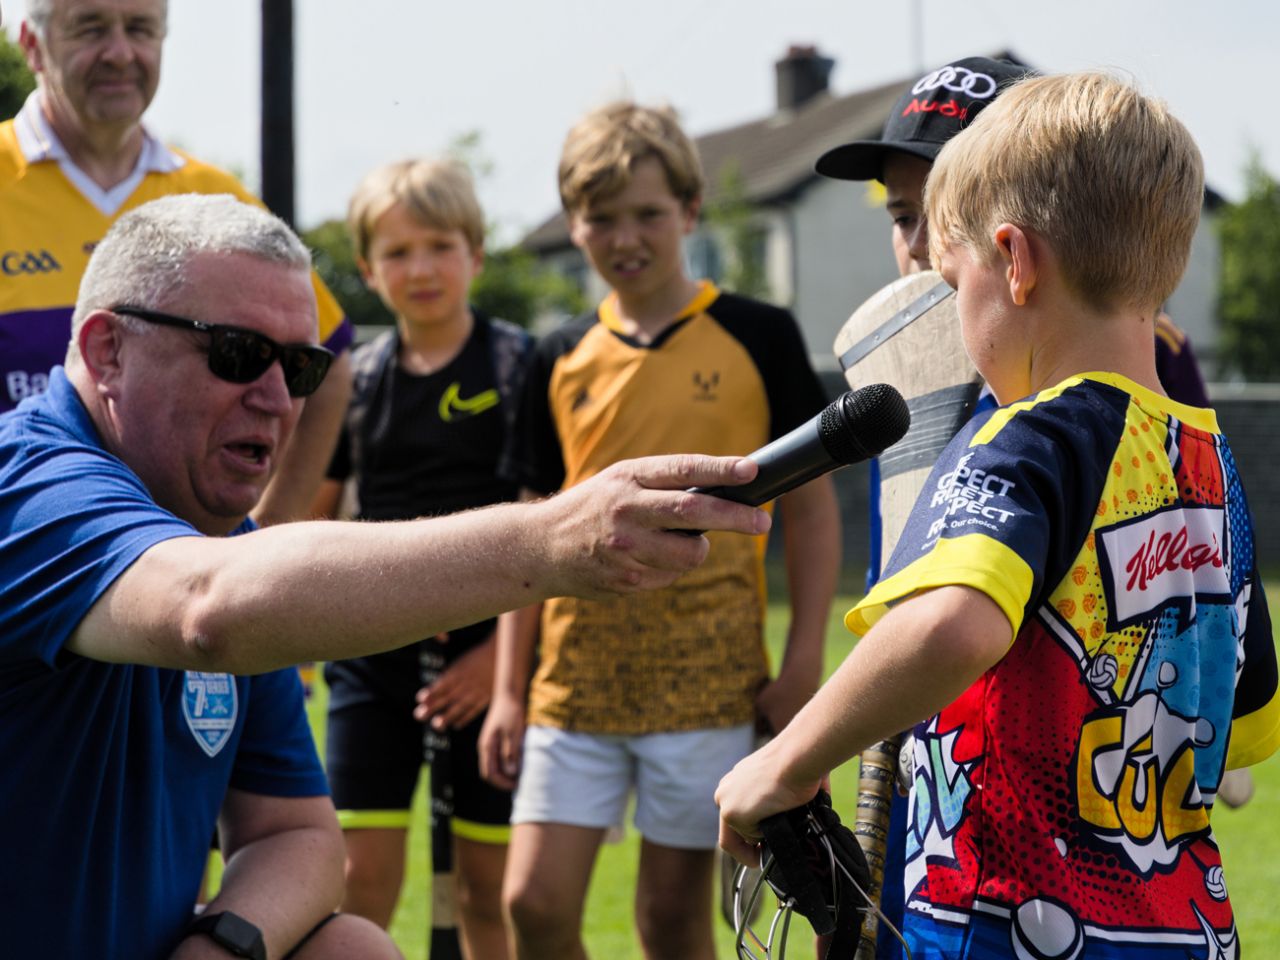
2, 0, 353, 523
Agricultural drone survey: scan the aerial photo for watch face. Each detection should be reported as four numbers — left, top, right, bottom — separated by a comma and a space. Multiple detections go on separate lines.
211, 912, 266, 959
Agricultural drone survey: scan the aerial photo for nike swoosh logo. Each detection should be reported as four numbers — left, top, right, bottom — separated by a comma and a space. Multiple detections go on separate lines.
439, 382, 499, 422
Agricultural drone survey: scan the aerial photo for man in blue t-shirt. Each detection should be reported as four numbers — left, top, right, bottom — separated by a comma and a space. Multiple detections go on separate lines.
0, 193, 770, 960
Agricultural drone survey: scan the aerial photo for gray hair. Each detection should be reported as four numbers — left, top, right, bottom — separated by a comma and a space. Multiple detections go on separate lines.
26, 0, 169, 39
69, 194, 313, 361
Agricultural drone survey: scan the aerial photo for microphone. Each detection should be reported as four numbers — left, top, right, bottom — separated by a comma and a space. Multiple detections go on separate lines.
692, 383, 910, 506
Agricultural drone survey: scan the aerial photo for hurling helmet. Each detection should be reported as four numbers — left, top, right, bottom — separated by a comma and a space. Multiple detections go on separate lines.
731, 790, 875, 960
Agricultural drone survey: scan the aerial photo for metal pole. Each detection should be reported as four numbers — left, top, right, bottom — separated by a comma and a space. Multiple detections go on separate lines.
260, 0, 295, 227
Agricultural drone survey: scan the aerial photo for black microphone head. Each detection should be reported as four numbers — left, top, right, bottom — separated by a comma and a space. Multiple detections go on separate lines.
819, 384, 911, 464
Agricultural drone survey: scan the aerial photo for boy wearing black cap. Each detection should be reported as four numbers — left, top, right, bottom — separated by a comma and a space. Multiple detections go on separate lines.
720, 68, 1276, 960
817, 57, 1028, 278
817, 56, 1028, 959
812, 55, 1223, 958
817, 57, 1210, 399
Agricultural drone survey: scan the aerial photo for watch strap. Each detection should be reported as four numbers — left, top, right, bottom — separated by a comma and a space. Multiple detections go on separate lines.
184, 911, 267, 960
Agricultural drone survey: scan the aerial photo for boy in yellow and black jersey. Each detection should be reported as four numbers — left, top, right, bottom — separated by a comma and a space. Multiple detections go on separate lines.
479, 101, 840, 959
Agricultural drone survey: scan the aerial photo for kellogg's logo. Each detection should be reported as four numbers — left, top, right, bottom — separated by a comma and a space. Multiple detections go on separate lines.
1096, 505, 1230, 628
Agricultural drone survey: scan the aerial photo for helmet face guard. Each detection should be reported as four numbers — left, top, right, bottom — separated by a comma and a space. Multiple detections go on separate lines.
732, 790, 873, 960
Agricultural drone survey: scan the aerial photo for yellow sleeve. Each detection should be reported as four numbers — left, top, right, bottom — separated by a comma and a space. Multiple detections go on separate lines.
845, 533, 1033, 641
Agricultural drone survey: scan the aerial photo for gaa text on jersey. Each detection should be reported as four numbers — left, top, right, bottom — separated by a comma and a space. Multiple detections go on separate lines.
2, 250, 61, 275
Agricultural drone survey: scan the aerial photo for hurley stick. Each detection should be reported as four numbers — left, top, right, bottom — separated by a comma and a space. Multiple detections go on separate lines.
834, 272, 979, 956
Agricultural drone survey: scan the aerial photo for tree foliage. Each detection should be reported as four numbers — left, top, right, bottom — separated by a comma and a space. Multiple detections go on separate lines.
472, 245, 585, 327
1216, 157, 1280, 380
0, 31, 36, 121
301, 219, 394, 329
703, 160, 770, 301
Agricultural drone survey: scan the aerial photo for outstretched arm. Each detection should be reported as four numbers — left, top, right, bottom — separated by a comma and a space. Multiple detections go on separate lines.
71, 455, 771, 675
717, 584, 1011, 866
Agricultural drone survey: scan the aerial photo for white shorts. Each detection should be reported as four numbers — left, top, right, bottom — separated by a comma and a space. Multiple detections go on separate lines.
511, 724, 755, 850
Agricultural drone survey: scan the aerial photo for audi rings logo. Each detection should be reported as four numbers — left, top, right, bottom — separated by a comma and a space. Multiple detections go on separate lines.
2, 249, 61, 276
912, 66, 998, 100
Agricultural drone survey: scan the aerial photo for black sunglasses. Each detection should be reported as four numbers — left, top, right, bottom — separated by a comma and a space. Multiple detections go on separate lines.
112, 305, 334, 398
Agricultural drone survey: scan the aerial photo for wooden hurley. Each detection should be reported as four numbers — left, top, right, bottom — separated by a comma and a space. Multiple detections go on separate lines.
833, 271, 981, 957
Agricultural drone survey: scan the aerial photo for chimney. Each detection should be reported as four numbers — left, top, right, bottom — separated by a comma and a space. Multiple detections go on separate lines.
775, 45, 834, 112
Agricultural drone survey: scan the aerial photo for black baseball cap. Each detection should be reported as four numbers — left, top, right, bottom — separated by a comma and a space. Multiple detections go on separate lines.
816, 56, 1032, 182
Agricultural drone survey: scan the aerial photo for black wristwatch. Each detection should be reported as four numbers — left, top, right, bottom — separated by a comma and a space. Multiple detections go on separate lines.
184, 911, 267, 960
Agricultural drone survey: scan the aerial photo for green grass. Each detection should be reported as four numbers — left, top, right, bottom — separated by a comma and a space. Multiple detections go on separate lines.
291, 586, 1280, 960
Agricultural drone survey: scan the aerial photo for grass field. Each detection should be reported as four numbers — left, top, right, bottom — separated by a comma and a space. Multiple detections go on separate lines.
296, 585, 1280, 960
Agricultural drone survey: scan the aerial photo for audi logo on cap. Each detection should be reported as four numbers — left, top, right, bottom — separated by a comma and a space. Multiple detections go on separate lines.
912, 66, 998, 100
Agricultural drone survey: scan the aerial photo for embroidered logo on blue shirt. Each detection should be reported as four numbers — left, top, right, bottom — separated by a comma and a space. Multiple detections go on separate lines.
183, 672, 238, 757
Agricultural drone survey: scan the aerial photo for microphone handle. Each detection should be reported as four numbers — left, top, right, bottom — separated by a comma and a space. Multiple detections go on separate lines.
690, 431, 836, 506
678, 419, 836, 537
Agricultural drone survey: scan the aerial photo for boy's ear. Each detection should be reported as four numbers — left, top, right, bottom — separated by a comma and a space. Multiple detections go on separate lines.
355, 255, 375, 286
682, 196, 702, 233
470, 243, 485, 276
993, 223, 1038, 307
567, 211, 589, 250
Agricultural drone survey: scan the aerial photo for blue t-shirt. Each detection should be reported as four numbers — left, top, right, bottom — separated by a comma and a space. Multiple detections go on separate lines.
0, 368, 329, 959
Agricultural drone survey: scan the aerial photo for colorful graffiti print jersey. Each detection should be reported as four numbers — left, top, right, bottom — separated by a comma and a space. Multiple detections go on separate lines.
848, 373, 1279, 960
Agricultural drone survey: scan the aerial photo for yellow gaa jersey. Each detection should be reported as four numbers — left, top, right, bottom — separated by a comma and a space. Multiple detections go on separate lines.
849, 373, 1278, 960
0, 100, 350, 413
504, 282, 828, 734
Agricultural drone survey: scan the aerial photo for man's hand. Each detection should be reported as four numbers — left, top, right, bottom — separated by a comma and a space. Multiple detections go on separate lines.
716, 739, 822, 868
477, 691, 526, 791
535, 455, 771, 599
754, 665, 820, 737
414, 635, 496, 731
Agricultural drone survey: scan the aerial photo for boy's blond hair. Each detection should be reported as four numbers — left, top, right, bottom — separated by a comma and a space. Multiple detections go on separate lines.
558, 101, 704, 213
347, 158, 485, 261
926, 72, 1203, 314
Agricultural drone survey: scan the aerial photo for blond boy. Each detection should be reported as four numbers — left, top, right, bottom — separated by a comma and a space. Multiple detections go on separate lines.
719, 73, 1279, 959
479, 103, 840, 959
314, 158, 530, 957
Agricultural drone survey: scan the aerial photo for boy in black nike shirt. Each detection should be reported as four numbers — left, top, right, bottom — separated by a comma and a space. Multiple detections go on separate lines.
314, 158, 531, 959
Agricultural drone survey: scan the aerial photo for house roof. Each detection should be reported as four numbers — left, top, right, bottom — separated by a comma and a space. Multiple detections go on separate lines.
521, 50, 1223, 252
521, 74, 909, 253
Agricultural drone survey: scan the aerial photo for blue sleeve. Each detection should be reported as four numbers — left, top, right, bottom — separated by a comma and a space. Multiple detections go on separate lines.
232, 668, 329, 797
0, 430, 197, 667
849, 384, 1121, 636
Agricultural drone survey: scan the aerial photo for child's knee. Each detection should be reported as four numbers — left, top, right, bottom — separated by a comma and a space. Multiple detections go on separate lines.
503, 878, 579, 941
